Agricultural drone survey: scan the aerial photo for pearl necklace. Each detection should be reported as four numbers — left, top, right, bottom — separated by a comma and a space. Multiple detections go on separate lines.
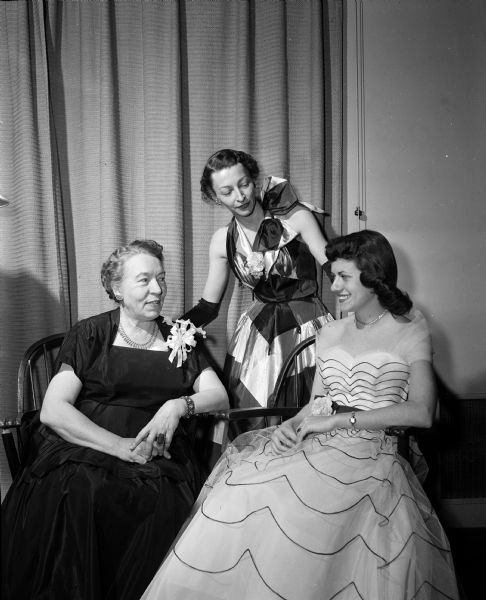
354, 309, 388, 328
118, 321, 158, 350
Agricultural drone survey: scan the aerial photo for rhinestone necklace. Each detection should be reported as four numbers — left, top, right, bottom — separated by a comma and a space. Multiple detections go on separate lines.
118, 320, 158, 350
354, 308, 388, 328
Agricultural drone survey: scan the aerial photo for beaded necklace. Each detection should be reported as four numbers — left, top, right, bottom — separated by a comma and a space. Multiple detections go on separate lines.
118, 320, 158, 350
354, 309, 388, 328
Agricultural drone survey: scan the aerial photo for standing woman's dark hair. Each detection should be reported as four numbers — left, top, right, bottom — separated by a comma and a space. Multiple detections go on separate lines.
200, 149, 260, 203
325, 229, 412, 316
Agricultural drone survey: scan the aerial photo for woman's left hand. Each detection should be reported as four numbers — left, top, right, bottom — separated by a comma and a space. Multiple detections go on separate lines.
130, 398, 186, 459
271, 420, 298, 454
296, 415, 337, 442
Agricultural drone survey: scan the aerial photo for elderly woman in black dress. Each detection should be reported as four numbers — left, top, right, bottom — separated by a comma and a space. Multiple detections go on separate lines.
1, 239, 228, 600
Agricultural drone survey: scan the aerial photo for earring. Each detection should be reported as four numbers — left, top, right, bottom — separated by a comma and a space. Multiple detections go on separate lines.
115, 294, 123, 302
214, 198, 222, 206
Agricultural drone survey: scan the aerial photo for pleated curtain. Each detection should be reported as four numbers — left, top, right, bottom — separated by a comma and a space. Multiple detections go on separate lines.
0, 0, 342, 491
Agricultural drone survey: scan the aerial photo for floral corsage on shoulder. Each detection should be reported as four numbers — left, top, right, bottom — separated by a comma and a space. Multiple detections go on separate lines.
246, 251, 265, 279
163, 317, 206, 367
310, 394, 338, 416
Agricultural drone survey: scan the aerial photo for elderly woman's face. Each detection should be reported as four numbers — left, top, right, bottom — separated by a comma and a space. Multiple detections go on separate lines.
115, 253, 166, 321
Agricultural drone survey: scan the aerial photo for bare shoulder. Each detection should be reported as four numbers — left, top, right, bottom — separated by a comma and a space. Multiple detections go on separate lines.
209, 226, 229, 255
393, 308, 429, 330
316, 316, 349, 346
211, 225, 229, 242
285, 204, 314, 228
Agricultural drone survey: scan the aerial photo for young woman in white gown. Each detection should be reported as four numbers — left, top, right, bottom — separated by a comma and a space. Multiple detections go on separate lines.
141, 230, 459, 600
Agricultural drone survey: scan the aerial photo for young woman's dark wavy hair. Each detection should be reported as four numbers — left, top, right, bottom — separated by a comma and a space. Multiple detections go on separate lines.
200, 148, 260, 204
325, 230, 412, 316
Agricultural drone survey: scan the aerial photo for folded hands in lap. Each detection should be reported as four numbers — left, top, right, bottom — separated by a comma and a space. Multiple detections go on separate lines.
128, 398, 186, 462
271, 416, 336, 454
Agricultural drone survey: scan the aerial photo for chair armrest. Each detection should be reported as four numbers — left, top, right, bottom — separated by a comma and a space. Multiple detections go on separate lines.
191, 407, 302, 470
204, 407, 301, 421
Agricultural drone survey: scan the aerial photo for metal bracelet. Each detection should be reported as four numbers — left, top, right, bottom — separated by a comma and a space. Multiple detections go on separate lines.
181, 395, 195, 419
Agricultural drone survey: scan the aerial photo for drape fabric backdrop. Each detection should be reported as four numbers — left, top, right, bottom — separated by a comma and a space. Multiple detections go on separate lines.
0, 0, 342, 491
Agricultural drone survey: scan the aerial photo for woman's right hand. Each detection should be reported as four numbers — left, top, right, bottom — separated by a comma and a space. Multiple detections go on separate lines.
271, 420, 298, 455
114, 437, 151, 464
130, 398, 185, 459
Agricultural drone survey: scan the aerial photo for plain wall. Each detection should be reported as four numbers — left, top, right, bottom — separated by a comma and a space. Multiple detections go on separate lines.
344, 0, 486, 397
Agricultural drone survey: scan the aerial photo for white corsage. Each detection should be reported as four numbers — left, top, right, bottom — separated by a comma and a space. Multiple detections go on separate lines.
163, 317, 206, 367
246, 251, 265, 278
310, 394, 334, 416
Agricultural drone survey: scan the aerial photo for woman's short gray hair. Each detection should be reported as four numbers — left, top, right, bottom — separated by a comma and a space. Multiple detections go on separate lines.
100, 240, 164, 302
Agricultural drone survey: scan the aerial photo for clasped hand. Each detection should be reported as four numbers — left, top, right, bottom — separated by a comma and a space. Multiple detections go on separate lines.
123, 399, 185, 463
271, 415, 337, 455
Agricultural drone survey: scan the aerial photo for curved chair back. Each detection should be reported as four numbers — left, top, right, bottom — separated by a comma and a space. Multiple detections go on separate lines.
1, 333, 65, 479
17, 333, 66, 413
269, 335, 317, 408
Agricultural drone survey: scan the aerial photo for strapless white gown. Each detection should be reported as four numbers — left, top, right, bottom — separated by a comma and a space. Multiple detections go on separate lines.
141, 312, 459, 599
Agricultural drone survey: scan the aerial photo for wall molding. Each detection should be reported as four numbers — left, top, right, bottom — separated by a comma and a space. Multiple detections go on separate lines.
344, 0, 368, 232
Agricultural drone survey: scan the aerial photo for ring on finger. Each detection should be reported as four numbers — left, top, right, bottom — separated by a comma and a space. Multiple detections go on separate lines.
156, 433, 166, 445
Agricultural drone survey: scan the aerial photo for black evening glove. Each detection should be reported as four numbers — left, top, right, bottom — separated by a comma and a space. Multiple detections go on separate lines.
322, 261, 333, 284
180, 298, 220, 328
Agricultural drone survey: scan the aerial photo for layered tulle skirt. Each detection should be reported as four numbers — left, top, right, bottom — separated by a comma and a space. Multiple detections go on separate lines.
142, 427, 458, 600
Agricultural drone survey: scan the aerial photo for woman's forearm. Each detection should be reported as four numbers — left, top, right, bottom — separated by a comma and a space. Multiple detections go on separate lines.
330, 400, 435, 432
181, 387, 229, 416
41, 400, 123, 455
181, 298, 220, 328
189, 368, 229, 415
40, 368, 124, 456
288, 404, 312, 428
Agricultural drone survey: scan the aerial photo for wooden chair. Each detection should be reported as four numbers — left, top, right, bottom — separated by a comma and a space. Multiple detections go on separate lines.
1, 333, 65, 479
269, 336, 317, 408
204, 337, 316, 456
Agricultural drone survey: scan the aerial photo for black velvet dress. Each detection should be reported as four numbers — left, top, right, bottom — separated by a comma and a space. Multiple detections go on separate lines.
1, 310, 209, 600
